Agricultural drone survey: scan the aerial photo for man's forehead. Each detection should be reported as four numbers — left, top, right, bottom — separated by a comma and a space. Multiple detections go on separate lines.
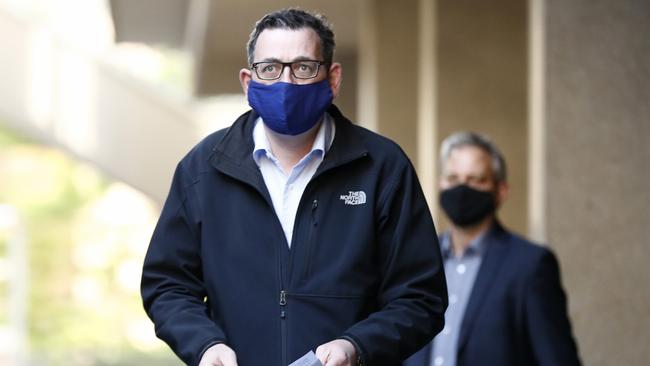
445, 147, 493, 173
449, 145, 491, 162
256, 27, 320, 45
254, 29, 322, 62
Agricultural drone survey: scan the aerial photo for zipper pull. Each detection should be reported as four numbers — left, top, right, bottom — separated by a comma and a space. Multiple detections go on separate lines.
279, 290, 287, 306
311, 199, 318, 226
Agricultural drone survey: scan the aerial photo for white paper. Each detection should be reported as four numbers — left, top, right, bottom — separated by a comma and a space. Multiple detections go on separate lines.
288, 350, 323, 366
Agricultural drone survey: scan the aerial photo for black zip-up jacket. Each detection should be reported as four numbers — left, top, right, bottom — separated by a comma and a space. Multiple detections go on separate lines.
141, 105, 448, 366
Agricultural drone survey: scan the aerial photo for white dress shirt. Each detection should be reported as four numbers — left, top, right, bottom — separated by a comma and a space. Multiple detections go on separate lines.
252, 114, 335, 247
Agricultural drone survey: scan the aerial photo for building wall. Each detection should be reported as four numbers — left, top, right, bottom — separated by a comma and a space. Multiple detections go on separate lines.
358, 0, 420, 167
365, 0, 649, 364
436, 0, 528, 234
544, 0, 650, 364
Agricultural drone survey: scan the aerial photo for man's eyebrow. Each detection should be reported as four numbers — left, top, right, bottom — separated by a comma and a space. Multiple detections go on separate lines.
256, 56, 317, 63
291, 56, 318, 62
256, 57, 282, 63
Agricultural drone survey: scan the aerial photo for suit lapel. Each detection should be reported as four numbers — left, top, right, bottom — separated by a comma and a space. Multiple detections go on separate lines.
456, 223, 510, 355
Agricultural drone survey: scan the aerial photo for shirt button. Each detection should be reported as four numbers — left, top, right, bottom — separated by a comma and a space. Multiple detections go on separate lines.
449, 294, 458, 304
456, 264, 466, 274
441, 326, 451, 335
434, 356, 444, 365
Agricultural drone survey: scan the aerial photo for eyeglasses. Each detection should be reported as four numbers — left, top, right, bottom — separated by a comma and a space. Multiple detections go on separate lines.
251, 60, 327, 80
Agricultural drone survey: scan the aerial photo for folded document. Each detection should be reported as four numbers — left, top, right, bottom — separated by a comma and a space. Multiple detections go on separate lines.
288, 351, 323, 366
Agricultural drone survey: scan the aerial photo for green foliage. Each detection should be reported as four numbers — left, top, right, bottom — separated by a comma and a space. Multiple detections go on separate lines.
0, 125, 180, 365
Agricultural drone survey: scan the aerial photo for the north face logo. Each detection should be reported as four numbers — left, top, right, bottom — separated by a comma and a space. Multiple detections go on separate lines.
340, 191, 367, 205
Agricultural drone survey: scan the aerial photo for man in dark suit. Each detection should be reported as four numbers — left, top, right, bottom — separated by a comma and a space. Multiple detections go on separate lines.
404, 132, 581, 366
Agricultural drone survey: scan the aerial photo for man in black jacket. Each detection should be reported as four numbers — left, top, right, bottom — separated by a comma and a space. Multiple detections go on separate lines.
141, 8, 447, 366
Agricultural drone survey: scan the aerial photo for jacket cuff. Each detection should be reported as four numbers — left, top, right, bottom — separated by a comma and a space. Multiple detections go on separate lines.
195, 338, 226, 366
339, 334, 365, 366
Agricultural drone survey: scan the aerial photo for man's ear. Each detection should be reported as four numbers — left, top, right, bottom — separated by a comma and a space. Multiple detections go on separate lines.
239, 68, 252, 96
328, 62, 343, 98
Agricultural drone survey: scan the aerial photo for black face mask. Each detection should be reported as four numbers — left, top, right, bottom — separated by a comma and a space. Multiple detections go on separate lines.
439, 184, 496, 227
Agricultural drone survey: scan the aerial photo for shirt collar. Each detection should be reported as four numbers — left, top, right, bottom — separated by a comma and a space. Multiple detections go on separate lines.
440, 228, 489, 259
252, 113, 335, 166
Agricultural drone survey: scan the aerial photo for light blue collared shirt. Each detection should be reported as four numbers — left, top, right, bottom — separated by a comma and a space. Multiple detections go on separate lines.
431, 231, 488, 366
252, 114, 335, 247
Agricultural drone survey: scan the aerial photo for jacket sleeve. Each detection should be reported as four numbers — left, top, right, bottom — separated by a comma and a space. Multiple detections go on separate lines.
341, 161, 448, 365
525, 249, 582, 366
141, 163, 226, 366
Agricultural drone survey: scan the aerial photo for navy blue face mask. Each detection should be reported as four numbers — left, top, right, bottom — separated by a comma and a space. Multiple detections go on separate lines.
247, 79, 333, 135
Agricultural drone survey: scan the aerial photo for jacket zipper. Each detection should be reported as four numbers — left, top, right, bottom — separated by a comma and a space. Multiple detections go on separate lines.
280, 199, 318, 362
280, 289, 287, 366
277, 203, 288, 366
278, 154, 366, 365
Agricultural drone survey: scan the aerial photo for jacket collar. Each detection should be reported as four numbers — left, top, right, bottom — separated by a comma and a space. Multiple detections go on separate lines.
209, 105, 369, 192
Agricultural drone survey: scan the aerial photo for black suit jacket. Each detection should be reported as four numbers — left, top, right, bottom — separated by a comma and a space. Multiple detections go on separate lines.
404, 223, 581, 366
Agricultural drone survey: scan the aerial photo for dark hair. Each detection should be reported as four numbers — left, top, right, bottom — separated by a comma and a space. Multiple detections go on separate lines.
246, 8, 336, 66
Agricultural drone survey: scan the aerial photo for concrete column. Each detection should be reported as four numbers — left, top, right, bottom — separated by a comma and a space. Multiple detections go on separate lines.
358, 0, 420, 166
357, 0, 379, 132
542, 0, 650, 364
435, 0, 529, 233
528, 0, 547, 243
416, 0, 438, 211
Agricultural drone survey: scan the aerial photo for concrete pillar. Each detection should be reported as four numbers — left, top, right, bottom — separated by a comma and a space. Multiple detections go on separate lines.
435, 0, 529, 233
358, 0, 420, 166
541, 0, 650, 364
417, 0, 437, 210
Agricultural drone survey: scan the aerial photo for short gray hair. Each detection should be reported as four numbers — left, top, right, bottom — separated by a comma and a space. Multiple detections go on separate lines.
440, 131, 507, 183
246, 8, 336, 67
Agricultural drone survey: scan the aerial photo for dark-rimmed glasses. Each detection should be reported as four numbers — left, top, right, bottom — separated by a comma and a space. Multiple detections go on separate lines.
251, 60, 327, 80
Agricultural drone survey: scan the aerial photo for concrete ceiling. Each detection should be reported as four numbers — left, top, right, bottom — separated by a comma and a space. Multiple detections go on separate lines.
109, 0, 361, 96
202, 0, 360, 56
